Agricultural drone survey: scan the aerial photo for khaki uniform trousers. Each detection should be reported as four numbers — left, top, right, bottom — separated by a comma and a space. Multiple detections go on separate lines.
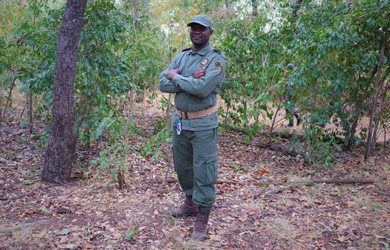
172, 127, 218, 208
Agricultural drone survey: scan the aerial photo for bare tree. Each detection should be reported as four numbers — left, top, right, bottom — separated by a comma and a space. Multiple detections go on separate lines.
42, 0, 88, 183
293, 0, 303, 18
251, 0, 258, 16
365, 32, 388, 160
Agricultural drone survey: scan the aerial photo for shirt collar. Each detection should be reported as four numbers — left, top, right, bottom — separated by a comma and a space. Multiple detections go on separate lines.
190, 43, 212, 56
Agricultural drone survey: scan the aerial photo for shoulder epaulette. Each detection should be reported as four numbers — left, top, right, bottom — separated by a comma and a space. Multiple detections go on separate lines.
182, 47, 191, 52
213, 48, 225, 59
213, 49, 222, 54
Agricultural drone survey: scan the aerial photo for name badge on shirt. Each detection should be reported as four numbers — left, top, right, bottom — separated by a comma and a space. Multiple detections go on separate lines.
199, 58, 210, 67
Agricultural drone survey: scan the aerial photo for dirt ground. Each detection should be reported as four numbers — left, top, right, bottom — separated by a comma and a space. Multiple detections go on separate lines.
0, 97, 390, 249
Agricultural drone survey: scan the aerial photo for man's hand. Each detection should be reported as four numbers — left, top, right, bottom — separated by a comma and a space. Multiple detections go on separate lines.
168, 69, 180, 80
193, 68, 206, 79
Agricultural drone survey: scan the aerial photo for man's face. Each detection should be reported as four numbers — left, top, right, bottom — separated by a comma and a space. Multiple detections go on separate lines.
189, 23, 213, 48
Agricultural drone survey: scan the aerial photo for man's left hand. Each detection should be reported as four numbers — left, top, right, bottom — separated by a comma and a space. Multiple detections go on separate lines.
168, 69, 180, 80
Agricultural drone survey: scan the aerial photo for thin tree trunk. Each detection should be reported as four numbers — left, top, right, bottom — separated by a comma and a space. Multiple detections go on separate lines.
365, 33, 387, 160
125, 9, 138, 139
42, 0, 88, 183
251, 0, 258, 16
2, 75, 17, 120
0, 85, 3, 119
270, 100, 283, 133
29, 93, 33, 134
293, 0, 303, 18
371, 117, 380, 151
29, 13, 38, 134
345, 71, 377, 151
129, 38, 137, 114
384, 125, 387, 151
345, 114, 359, 151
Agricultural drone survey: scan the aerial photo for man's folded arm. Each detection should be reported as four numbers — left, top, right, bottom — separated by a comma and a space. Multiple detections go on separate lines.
158, 55, 183, 93
172, 57, 225, 97
159, 69, 182, 93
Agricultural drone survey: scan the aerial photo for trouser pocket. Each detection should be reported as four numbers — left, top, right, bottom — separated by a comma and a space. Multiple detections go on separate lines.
200, 153, 218, 185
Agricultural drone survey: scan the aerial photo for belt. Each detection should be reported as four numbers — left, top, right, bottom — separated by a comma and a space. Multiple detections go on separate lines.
175, 105, 218, 120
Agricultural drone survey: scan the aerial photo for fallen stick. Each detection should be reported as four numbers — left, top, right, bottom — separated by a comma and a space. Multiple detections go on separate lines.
151, 178, 374, 187
150, 178, 271, 186
265, 179, 374, 195
252, 141, 311, 163
0, 220, 49, 233
2, 192, 35, 205
312, 179, 374, 184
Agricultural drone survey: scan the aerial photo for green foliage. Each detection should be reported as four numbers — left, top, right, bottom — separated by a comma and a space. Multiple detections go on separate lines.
0, 0, 57, 118
89, 139, 131, 184
286, 0, 389, 152
2, 0, 389, 168
1, 0, 166, 146
219, 0, 390, 165
140, 117, 172, 162
219, 4, 289, 137
124, 228, 137, 240
299, 124, 338, 167
75, 0, 166, 145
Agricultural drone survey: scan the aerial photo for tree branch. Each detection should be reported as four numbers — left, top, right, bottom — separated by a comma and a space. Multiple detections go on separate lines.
0, 220, 49, 233
148, 177, 374, 187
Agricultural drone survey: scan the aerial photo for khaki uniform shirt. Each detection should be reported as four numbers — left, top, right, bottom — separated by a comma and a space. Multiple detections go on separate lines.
159, 44, 226, 131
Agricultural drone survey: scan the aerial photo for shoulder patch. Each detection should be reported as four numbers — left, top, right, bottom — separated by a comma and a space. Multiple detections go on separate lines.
213, 60, 224, 74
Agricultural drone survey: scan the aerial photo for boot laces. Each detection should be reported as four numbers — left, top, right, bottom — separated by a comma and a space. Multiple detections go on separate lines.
180, 196, 194, 209
194, 211, 209, 231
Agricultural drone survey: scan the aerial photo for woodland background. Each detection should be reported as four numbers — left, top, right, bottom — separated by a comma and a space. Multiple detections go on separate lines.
0, 0, 389, 249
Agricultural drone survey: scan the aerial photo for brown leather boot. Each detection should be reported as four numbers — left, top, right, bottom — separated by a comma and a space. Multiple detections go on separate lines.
171, 196, 198, 218
191, 207, 211, 241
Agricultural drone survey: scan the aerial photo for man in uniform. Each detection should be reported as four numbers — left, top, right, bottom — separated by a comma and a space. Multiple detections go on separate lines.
159, 15, 225, 241
283, 63, 302, 127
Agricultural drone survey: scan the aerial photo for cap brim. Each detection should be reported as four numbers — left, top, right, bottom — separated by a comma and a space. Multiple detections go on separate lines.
187, 21, 208, 28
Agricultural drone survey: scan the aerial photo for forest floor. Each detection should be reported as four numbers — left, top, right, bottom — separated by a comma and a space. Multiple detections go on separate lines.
1, 99, 390, 250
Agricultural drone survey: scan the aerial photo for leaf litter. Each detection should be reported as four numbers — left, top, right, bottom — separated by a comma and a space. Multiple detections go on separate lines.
0, 102, 389, 249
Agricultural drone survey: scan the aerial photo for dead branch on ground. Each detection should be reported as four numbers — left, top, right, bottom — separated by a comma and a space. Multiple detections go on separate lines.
1, 192, 36, 205
0, 220, 49, 233
148, 178, 374, 187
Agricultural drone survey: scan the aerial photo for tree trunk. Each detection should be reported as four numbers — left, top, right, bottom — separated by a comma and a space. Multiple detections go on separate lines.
293, 0, 303, 18
42, 0, 88, 183
345, 70, 377, 151
371, 116, 380, 151
29, 93, 33, 134
365, 33, 387, 160
125, 7, 138, 139
251, 0, 258, 16
1, 73, 17, 120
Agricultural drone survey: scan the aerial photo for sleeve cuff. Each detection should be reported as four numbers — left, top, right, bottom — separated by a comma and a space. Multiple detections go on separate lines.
172, 74, 182, 89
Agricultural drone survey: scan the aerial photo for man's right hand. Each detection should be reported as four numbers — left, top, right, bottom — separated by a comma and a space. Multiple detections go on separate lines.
193, 68, 206, 79
168, 69, 180, 80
